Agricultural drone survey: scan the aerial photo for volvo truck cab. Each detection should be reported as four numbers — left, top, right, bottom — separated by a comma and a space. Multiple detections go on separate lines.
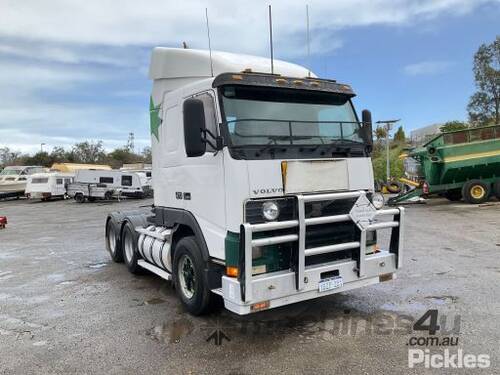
105, 48, 404, 315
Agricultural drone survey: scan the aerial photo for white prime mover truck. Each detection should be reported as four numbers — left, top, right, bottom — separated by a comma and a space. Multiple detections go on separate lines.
105, 48, 405, 315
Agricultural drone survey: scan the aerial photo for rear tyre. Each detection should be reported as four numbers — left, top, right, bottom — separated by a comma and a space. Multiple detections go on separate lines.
462, 180, 490, 204
122, 221, 143, 274
74, 193, 85, 203
493, 180, 500, 199
106, 219, 123, 263
104, 191, 113, 201
173, 236, 214, 315
443, 189, 462, 201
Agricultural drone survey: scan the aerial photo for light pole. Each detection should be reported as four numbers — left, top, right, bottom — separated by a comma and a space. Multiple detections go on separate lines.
40, 143, 46, 153
376, 119, 400, 182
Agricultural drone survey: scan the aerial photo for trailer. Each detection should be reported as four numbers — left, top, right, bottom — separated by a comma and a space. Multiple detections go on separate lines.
68, 169, 145, 202
104, 48, 404, 315
25, 172, 74, 201
389, 125, 500, 205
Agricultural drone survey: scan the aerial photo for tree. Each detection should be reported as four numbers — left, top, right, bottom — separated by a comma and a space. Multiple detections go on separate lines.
70, 141, 105, 163
24, 152, 52, 167
141, 147, 152, 163
393, 126, 406, 143
106, 147, 143, 168
440, 121, 468, 133
0, 147, 21, 166
467, 36, 500, 125
374, 126, 387, 141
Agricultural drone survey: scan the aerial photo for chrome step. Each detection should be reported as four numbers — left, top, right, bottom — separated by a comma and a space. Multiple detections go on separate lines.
137, 260, 172, 281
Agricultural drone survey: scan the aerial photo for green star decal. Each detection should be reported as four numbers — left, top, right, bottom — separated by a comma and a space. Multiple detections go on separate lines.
149, 96, 161, 141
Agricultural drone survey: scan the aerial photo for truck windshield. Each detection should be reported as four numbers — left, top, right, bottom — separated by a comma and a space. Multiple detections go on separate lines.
221, 85, 362, 148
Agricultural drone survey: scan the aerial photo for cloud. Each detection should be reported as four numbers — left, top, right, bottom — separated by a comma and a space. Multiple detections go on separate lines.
0, 1, 494, 54
0, 0, 495, 152
403, 61, 453, 76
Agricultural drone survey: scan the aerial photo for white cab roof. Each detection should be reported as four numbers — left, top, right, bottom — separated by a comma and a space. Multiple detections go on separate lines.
149, 48, 315, 81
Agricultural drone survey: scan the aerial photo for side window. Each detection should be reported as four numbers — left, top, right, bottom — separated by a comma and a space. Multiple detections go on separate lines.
99, 177, 113, 184
121, 175, 133, 187
195, 92, 218, 152
56, 178, 63, 185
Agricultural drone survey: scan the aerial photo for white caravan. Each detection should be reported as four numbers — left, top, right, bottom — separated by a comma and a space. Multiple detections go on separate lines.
0, 166, 47, 198
25, 172, 74, 201
120, 164, 153, 196
105, 48, 405, 315
68, 169, 145, 202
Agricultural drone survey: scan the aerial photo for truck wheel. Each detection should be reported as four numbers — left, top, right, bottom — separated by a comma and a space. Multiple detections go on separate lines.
173, 236, 214, 315
493, 180, 500, 199
443, 189, 462, 201
462, 180, 490, 204
106, 219, 123, 263
122, 221, 142, 274
74, 193, 85, 203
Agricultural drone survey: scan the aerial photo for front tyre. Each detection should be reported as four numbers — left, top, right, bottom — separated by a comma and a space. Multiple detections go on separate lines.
173, 236, 214, 315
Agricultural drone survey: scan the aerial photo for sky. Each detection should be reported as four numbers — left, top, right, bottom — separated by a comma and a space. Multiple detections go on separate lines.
0, 0, 499, 154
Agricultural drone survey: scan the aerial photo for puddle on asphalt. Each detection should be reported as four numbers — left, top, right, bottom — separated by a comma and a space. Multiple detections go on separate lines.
145, 297, 165, 305
425, 295, 458, 304
148, 318, 194, 344
87, 262, 108, 269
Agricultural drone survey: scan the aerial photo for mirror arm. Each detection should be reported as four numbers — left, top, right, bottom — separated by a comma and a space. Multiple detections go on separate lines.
201, 129, 224, 151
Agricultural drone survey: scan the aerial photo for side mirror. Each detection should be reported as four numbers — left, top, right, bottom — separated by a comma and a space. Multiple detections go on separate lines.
361, 109, 373, 147
183, 98, 206, 157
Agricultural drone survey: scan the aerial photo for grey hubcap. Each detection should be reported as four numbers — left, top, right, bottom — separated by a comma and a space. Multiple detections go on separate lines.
178, 254, 196, 299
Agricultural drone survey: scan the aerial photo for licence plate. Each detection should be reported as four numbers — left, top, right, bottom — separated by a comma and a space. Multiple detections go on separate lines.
318, 276, 343, 292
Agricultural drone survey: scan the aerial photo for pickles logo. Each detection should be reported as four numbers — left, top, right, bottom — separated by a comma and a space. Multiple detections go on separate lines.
407, 310, 490, 369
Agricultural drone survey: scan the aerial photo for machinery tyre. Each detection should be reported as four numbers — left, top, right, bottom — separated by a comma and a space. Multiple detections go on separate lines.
386, 181, 402, 194
173, 236, 215, 315
493, 180, 500, 199
462, 180, 490, 204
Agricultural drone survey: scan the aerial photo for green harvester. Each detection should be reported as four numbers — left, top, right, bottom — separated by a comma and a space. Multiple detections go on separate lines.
388, 125, 500, 205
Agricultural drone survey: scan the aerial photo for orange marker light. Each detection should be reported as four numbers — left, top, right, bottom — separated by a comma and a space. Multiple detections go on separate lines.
251, 301, 270, 312
226, 266, 239, 277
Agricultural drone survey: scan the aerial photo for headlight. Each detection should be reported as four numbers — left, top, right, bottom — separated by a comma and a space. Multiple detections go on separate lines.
262, 201, 280, 221
371, 192, 385, 209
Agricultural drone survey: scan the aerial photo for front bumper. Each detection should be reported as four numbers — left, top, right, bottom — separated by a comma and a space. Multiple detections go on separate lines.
220, 190, 405, 315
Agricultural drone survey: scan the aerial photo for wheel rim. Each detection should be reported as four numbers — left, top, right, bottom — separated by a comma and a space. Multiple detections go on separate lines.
107, 224, 116, 255
178, 254, 196, 299
470, 185, 485, 199
124, 230, 134, 263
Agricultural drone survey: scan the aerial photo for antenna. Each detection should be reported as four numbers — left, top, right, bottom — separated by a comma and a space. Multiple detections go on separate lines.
205, 8, 214, 77
268, 5, 274, 74
306, 4, 311, 77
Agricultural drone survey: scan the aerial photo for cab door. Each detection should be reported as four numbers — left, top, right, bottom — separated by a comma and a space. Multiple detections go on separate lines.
182, 90, 226, 260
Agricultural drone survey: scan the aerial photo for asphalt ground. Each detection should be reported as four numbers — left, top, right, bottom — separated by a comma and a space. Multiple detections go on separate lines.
0, 196, 499, 374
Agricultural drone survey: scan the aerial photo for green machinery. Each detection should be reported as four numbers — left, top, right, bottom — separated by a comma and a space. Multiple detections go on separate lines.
388, 125, 500, 205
